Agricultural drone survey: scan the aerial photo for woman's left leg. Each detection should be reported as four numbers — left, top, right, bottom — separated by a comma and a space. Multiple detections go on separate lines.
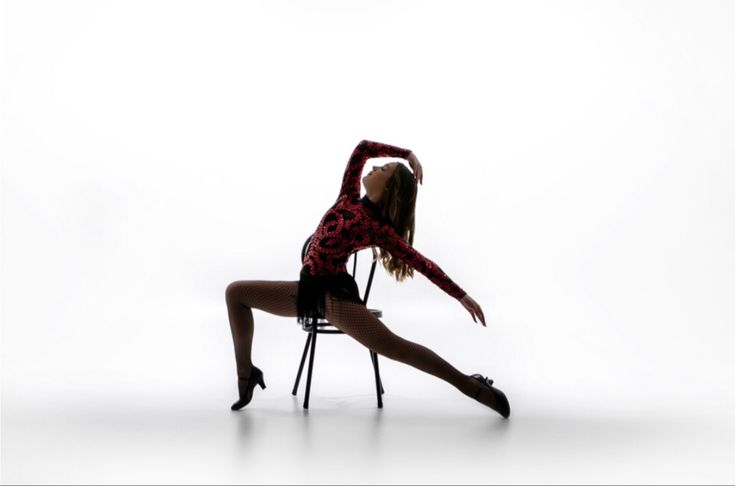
323, 292, 485, 402
225, 279, 299, 379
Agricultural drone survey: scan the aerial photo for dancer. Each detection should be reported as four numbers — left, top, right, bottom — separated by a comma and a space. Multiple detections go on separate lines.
225, 139, 510, 417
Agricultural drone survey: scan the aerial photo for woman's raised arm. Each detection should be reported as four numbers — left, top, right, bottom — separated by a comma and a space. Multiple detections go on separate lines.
339, 139, 413, 199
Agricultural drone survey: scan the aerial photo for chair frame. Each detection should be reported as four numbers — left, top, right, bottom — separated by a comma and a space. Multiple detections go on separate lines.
292, 234, 385, 409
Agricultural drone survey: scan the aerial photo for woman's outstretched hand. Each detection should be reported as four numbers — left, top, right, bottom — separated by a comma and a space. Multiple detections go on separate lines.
460, 294, 486, 326
406, 151, 423, 185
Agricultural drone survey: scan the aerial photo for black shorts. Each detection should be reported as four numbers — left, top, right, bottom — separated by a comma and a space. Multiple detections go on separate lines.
296, 266, 364, 327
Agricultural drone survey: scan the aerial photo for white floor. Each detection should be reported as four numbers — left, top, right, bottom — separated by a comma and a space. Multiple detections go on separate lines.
4, 302, 735, 484
3, 360, 735, 484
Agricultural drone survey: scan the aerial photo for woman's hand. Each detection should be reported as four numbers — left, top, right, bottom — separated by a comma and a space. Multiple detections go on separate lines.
460, 294, 486, 326
406, 151, 423, 185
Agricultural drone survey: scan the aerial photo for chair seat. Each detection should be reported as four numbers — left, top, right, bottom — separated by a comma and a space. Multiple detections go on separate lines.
300, 308, 382, 331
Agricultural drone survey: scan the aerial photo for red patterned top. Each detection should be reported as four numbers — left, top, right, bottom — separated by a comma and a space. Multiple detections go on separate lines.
301, 139, 467, 301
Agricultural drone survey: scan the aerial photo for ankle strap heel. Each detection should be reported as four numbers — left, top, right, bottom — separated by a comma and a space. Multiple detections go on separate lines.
470, 373, 510, 419
231, 365, 266, 411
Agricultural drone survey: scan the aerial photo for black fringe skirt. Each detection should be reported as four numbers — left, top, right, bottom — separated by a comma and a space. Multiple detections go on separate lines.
296, 265, 364, 327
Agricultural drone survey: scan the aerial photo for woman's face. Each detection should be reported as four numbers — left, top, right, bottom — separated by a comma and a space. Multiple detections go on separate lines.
362, 162, 399, 195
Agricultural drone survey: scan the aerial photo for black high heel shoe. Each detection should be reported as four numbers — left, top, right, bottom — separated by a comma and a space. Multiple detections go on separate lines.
230, 365, 266, 411
470, 374, 511, 418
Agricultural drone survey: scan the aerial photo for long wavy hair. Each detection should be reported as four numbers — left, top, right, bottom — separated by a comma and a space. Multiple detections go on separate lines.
370, 163, 418, 282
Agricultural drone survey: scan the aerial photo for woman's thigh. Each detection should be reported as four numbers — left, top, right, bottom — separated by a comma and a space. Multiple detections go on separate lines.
323, 291, 401, 352
225, 280, 299, 318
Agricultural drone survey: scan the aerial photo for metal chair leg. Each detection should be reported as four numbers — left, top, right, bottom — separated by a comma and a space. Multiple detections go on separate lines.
292, 332, 312, 395
370, 350, 383, 408
378, 360, 384, 395
303, 326, 318, 409
370, 349, 385, 394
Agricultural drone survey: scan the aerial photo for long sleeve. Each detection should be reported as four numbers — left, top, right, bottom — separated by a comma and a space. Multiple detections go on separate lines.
339, 139, 413, 199
376, 225, 467, 300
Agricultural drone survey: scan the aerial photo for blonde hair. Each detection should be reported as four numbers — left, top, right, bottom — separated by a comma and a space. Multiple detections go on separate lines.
370, 163, 418, 282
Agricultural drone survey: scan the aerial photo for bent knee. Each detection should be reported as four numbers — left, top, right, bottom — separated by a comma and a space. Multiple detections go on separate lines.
226, 280, 247, 304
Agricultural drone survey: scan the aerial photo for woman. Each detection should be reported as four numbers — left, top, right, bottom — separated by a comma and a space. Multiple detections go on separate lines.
225, 139, 510, 418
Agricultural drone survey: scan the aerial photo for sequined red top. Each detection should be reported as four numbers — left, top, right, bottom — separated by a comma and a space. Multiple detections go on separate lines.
301, 139, 467, 301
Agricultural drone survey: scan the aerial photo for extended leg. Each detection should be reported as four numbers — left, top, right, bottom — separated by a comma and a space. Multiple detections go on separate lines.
322, 292, 492, 404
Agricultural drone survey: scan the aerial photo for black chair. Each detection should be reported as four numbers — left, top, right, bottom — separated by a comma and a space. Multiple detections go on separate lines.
292, 234, 386, 409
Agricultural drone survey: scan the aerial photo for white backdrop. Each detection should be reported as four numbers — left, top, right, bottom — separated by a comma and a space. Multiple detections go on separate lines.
3, 1, 735, 484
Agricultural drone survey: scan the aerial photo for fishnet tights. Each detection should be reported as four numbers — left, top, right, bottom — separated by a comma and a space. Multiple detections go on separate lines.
225, 280, 299, 378
225, 280, 491, 405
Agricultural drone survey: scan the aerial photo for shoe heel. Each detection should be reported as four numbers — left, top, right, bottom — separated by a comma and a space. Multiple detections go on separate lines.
257, 375, 266, 390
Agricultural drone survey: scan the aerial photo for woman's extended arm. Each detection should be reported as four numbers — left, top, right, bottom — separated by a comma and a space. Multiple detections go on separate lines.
376, 225, 486, 325
376, 225, 467, 301
339, 139, 413, 199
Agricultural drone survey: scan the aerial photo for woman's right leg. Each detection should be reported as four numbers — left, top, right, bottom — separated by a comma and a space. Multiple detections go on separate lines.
225, 280, 299, 379
322, 291, 496, 407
